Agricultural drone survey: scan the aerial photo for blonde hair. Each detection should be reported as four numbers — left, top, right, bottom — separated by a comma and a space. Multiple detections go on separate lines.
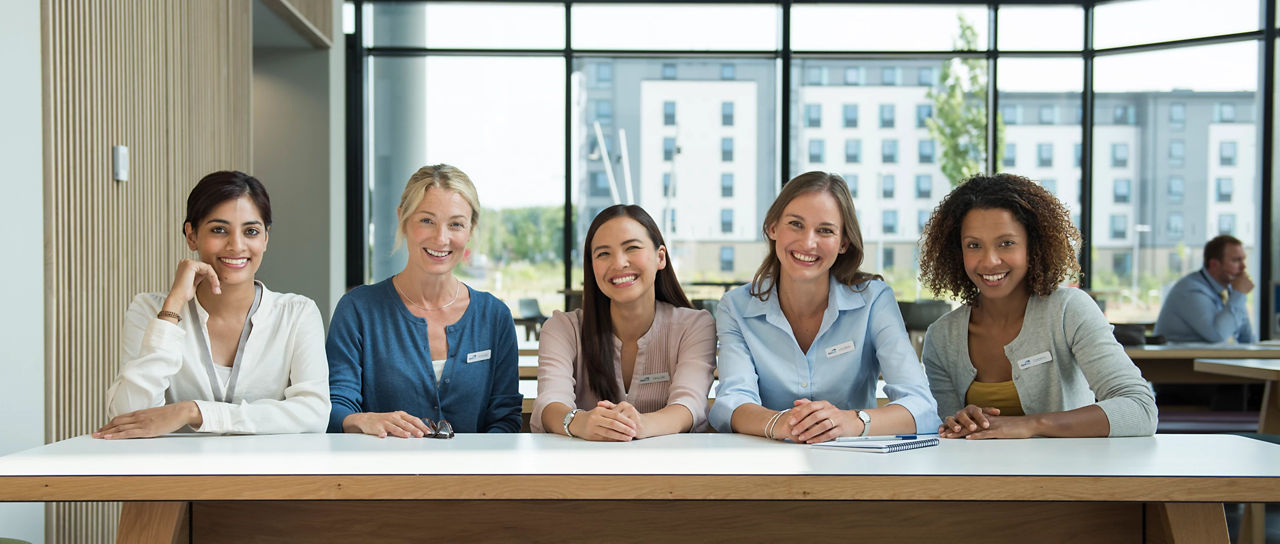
394, 164, 481, 250
750, 171, 879, 300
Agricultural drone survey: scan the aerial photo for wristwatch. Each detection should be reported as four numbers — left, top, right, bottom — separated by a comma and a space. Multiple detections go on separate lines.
563, 408, 584, 438
856, 410, 872, 437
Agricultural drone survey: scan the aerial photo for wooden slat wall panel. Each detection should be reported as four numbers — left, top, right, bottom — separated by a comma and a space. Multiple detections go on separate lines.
41, 1, 251, 541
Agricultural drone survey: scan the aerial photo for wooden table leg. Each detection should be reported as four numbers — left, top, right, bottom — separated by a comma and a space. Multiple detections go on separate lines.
117, 501, 189, 544
1145, 502, 1228, 544
1259, 380, 1279, 435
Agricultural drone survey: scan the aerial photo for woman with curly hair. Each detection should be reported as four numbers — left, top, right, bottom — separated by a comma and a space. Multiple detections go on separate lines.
710, 171, 940, 442
919, 173, 1156, 439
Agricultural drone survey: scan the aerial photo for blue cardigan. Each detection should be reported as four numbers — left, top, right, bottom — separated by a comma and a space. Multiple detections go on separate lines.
326, 278, 522, 433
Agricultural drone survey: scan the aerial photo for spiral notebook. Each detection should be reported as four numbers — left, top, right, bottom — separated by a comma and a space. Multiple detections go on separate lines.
810, 436, 939, 453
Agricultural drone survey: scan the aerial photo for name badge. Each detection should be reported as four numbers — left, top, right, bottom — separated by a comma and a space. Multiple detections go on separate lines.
826, 341, 855, 358
1017, 351, 1052, 370
638, 372, 670, 384
466, 350, 491, 363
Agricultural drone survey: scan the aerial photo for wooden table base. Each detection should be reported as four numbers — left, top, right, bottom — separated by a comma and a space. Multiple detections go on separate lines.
115, 499, 1227, 543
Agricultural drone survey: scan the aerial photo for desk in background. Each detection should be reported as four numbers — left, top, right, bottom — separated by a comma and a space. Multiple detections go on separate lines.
1, 433, 1277, 542
1125, 343, 1280, 384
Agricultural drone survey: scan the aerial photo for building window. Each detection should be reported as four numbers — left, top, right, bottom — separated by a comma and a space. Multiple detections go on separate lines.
720, 173, 733, 198
1073, 143, 1082, 167
1113, 253, 1131, 278
1216, 177, 1233, 202
917, 210, 930, 233
662, 173, 672, 197
842, 104, 858, 128
1218, 213, 1236, 235
1111, 143, 1128, 168
661, 63, 676, 80
666, 208, 677, 233
915, 174, 932, 199
845, 174, 858, 198
663, 137, 676, 161
721, 101, 734, 127
720, 209, 733, 234
882, 247, 895, 268
882, 139, 898, 164
589, 172, 610, 197
881, 66, 899, 86
595, 100, 613, 123
916, 104, 932, 128
721, 138, 734, 162
844, 139, 861, 163
1169, 139, 1185, 168
1113, 105, 1134, 124
882, 210, 898, 234
1113, 178, 1131, 204
918, 139, 935, 164
879, 104, 895, 128
1169, 102, 1185, 128
808, 139, 825, 163
804, 104, 822, 128
1167, 212, 1184, 239
917, 67, 934, 86
596, 63, 613, 85
1110, 214, 1127, 240
662, 101, 675, 126
1037, 143, 1053, 168
1042, 178, 1057, 195
719, 246, 734, 272
1003, 143, 1016, 168
1168, 176, 1184, 203
881, 175, 895, 199
1220, 141, 1237, 166
844, 67, 863, 85
1038, 105, 1056, 125
720, 63, 735, 81
1216, 102, 1236, 122
1001, 104, 1020, 125
805, 66, 827, 85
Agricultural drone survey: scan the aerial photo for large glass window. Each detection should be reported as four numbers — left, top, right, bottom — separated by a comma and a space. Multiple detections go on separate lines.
1092, 41, 1259, 322
357, 1, 1268, 331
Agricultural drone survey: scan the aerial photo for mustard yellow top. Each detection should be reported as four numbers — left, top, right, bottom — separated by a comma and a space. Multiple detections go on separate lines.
964, 380, 1025, 417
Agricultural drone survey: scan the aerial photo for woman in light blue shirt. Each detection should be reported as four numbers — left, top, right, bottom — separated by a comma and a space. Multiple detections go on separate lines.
710, 172, 940, 442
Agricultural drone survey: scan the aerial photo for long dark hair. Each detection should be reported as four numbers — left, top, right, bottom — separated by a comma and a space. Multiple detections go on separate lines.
750, 171, 877, 300
581, 205, 692, 401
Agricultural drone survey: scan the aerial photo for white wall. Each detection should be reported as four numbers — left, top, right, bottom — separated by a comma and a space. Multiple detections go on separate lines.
0, 0, 47, 541
252, 0, 346, 323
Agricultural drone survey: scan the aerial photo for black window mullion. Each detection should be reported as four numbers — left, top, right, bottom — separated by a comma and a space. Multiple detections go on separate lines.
1261, 0, 1276, 339
1080, 1, 1095, 289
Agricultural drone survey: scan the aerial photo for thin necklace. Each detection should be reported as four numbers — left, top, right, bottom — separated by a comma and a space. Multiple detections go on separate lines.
394, 274, 461, 312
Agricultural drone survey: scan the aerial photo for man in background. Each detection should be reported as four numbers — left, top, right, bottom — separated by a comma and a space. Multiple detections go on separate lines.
1155, 234, 1255, 344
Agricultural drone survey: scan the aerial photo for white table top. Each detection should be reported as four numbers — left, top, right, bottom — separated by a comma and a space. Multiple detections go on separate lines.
1, 433, 1277, 479
1127, 343, 1280, 356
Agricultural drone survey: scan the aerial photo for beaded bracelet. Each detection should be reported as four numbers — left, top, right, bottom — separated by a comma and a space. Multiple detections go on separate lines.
156, 310, 182, 323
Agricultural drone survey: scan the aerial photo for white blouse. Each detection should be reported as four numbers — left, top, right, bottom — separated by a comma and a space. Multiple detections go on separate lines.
106, 283, 330, 434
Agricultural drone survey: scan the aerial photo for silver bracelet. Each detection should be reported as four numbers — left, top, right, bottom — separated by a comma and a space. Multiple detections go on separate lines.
765, 408, 790, 440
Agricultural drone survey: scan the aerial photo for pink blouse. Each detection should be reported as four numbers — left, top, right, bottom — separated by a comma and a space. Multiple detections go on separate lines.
531, 302, 717, 432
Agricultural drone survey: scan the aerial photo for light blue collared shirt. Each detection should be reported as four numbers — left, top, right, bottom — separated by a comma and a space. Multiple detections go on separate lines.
710, 276, 941, 434
1154, 268, 1255, 344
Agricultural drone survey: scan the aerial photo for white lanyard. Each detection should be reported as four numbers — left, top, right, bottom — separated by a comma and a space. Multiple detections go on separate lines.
190, 283, 263, 403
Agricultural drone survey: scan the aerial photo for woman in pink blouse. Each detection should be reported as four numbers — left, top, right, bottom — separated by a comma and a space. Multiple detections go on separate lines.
532, 205, 716, 441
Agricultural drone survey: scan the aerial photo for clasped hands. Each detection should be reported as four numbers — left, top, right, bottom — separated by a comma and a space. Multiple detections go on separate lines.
567, 400, 651, 442
939, 404, 1036, 439
771, 399, 863, 444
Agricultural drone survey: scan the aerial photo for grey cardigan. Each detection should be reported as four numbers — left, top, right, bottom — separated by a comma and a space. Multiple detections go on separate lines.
922, 288, 1157, 437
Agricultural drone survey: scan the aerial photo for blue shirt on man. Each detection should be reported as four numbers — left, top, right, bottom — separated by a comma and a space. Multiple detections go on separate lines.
326, 278, 523, 433
1154, 268, 1255, 344
710, 276, 941, 434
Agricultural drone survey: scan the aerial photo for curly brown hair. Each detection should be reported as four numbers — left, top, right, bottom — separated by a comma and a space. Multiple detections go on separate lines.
918, 173, 1081, 305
